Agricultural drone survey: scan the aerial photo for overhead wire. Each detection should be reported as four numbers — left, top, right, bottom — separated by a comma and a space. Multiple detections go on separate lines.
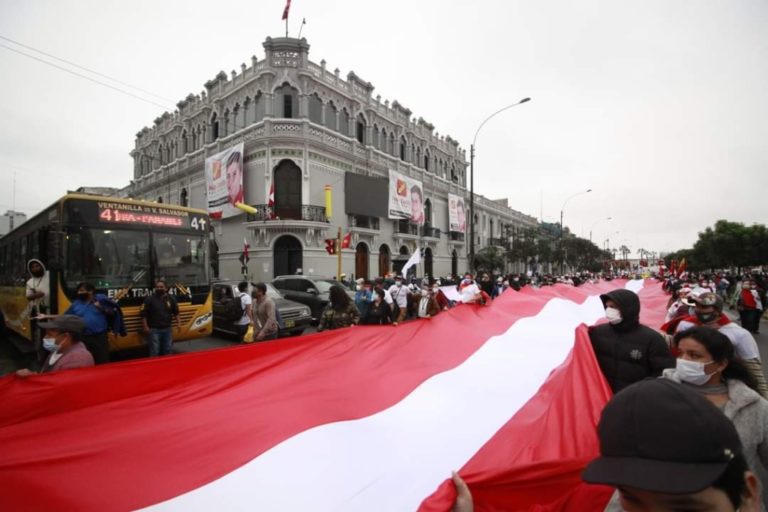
0, 43, 174, 111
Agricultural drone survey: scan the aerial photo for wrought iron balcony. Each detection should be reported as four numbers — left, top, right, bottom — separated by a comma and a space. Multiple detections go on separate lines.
245, 204, 327, 223
422, 225, 441, 238
489, 237, 506, 247
396, 220, 419, 235
449, 231, 465, 242
349, 215, 380, 230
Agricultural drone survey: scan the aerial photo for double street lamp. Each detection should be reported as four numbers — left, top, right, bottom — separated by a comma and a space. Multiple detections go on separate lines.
589, 216, 612, 243
560, 188, 592, 272
469, 97, 531, 271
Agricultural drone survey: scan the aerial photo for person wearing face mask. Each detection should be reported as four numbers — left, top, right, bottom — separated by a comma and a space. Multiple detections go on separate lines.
140, 279, 181, 357
354, 279, 373, 320
59, 282, 111, 364
673, 292, 768, 398
15, 315, 94, 377
663, 326, 768, 498
363, 288, 395, 325
588, 289, 674, 393
738, 280, 763, 335
416, 285, 440, 319
388, 277, 409, 324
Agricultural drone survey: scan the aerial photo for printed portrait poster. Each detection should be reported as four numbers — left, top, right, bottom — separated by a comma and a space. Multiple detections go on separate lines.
388, 169, 424, 225
205, 142, 244, 219
448, 193, 467, 233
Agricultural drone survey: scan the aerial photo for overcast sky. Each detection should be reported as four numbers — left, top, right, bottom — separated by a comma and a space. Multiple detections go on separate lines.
1, 0, 766, 254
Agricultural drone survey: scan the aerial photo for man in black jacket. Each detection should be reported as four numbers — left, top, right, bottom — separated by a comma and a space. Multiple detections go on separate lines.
589, 289, 674, 393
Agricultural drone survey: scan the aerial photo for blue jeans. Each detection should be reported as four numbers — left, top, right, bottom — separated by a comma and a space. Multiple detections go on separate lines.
148, 327, 173, 356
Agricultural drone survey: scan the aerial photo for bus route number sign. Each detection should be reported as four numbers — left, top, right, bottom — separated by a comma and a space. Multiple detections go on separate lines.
98, 208, 206, 231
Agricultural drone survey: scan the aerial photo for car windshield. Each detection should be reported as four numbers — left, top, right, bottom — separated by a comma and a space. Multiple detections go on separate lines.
265, 283, 284, 299
315, 279, 344, 293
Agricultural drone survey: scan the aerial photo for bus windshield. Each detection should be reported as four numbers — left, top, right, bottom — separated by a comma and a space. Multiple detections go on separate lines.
153, 232, 208, 286
65, 228, 208, 290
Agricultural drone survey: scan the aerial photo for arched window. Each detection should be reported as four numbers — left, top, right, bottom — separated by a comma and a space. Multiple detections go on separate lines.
276, 83, 298, 118
243, 97, 252, 125
180, 188, 188, 207
254, 92, 265, 123
309, 94, 323, 124
157, 196, 163, 203
325, 101, 338, 131
424, 150, 431, 172
339, 108, 350, 136
273, 159, 302, 220
181, 130, 188, 155
355, 114, 366, 144
424, 199, 432, 226
389, 133, 395, 155
210, 113, 219, 142
399, 137, 407, 161
232, 103, 241, 132
451, 163, 458, 183
379, 127, 386, 150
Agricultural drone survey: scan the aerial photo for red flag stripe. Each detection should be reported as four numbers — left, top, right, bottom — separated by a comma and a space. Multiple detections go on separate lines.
0, 280, 642, 511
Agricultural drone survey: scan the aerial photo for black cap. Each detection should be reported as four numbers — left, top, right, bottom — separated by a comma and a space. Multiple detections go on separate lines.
583, 379, 742, 494
38, 315, 86, 334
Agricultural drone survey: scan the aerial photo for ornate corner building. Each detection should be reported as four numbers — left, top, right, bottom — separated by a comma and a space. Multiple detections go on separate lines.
124, 36, 538, 281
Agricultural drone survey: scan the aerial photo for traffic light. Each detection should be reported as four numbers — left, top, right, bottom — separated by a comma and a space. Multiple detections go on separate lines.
325, 238, 336, 255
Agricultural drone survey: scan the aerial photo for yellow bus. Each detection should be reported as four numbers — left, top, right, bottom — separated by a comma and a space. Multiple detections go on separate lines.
0, 193, 213, 353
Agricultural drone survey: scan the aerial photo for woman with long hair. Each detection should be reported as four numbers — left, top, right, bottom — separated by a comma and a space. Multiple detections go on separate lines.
664, 326, 768, 492
363, 288, 395, 325
317, 285, 360, 331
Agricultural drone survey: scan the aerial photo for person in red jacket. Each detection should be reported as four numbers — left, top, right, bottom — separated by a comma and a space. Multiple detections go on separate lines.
738, 279, 763, 334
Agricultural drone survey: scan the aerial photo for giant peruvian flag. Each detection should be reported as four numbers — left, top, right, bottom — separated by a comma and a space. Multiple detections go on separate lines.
0, 280, 669, 511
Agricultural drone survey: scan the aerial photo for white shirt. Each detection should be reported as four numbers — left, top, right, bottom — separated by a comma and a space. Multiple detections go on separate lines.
418, 297, 430, 318
676, 320, 760, 360
460, 283, 481, 303
235, 293, 253, 325
26, 272, 49, 307
388, 284, 408, 308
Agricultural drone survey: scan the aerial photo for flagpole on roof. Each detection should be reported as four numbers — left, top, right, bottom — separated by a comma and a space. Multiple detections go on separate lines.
298, 18, 306, 38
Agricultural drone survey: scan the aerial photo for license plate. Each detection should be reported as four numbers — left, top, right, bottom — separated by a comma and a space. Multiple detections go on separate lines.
284, 319, 295, 328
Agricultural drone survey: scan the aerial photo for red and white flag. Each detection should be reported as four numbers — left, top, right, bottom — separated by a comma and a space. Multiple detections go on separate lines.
281, 0, 291, 20
341, 232, 352, 249
0, 280, 668, 511
267, 181, 275, 219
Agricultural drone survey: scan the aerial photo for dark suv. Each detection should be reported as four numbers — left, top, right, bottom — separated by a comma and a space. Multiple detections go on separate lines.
271, 276, 354, 321
212, 281, 312, 338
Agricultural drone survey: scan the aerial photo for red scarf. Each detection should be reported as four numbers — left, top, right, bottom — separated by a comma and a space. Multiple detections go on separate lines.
660, 313, 730, 334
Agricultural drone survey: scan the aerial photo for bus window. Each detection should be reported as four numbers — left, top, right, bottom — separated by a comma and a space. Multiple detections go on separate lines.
153, 233, 208, 287
66, 228, 150, 289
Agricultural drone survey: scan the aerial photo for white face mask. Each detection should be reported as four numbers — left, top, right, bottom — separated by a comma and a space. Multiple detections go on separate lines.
421, 290, 429, 297
675, 358, 715, 386
605, 307, 623, 324
356, 285, 363, 291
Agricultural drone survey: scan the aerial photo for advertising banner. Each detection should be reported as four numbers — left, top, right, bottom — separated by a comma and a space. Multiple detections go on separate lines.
388, 169, 424, 225
205, 142, 244, 219
448, 193, 467, 233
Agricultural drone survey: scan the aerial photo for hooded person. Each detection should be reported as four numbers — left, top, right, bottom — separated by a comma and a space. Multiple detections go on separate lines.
26, 258, 50, 361
588, 288, 675, 393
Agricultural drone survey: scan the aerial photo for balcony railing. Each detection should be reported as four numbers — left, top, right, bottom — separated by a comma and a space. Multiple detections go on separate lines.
449, 231, 465, 242
422, 225, 441, 238
396, 220, 419, 235
246, 204, 327, 223
489, 237, 506, 247
350, 215, 380, 230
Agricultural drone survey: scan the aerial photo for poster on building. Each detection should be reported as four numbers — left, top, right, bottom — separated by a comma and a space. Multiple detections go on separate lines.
205, 142, 244, 219
388, 169, 424, 225
448, 193, 467, 233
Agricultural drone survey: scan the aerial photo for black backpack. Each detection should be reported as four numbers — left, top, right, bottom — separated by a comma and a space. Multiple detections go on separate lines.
227, 292, 246, 321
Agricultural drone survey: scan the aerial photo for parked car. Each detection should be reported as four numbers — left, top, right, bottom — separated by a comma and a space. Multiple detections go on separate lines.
271, 276, 355, 321
212, 281, 312, 339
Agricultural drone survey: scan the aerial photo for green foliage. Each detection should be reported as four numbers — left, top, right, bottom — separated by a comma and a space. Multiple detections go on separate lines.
474, 246, 506, 273
667, 220, 768, 271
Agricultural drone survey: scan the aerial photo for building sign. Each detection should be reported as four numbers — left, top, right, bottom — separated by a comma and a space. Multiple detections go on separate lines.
205, 143, 244, 219
448, 193, 466, 233
388, 169, 424, 225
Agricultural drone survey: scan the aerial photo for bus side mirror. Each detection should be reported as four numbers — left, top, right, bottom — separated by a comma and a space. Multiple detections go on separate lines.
47, 230, 65, 271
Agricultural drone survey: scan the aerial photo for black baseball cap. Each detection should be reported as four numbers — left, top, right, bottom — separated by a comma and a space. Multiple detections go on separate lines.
38, 314, 86, 334
583, 379, 742, 494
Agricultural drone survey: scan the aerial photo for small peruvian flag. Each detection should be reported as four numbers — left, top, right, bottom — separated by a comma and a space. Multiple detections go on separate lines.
281, 0, 291, 20
239, 237, 250, 265
268, 182, 275, 219
341, 232, 352, 249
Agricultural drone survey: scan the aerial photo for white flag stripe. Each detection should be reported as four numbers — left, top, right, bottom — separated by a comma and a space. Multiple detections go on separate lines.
146, 283, 646, 511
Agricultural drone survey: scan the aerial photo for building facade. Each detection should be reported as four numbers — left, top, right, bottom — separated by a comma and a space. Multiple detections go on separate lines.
0, 210, 27, 237
124, 37, 538, 282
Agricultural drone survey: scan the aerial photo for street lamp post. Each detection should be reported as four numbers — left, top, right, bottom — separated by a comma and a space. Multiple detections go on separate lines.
589, 216, 611, 243
559, 188, 592, 273
469, 97, 530, 272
